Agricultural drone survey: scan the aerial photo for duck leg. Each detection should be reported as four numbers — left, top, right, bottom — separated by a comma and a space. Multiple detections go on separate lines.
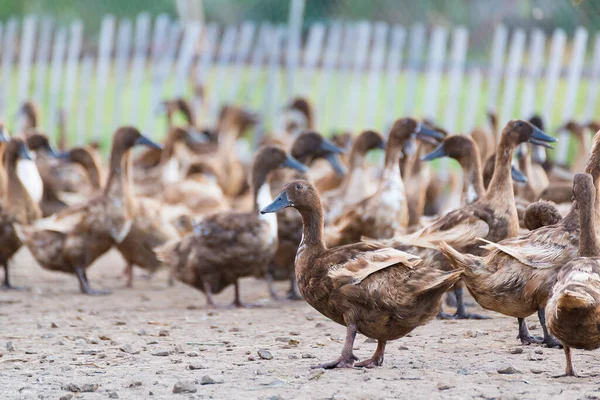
517, 317, 542, 344
124, 263, 134, 288
75, 267, 111, 296
453, 286, 489, 319
266, 272, 279, 300
201, 279, 216, 307
311, 322, 358, 369
1, 262, 26, 291
563, 345, 578, 377
355, 340, 386, 368
537, 308, 562, 348
287, 276, 302, 300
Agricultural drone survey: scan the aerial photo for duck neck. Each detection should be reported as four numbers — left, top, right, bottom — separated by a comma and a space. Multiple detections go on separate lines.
485, 140, 515, 202
5, 154, 39, 222
298, 206, 326, 251
383, 143, 403, 182
579, 197, 600, 257
104, 147, 136, 210
460, 156, 485, 205
82, 156, 103, 191
573, 130, 592, 172
585, 144, 600, 220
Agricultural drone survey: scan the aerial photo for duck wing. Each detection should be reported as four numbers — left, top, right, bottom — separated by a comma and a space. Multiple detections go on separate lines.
322, 243, 421, 284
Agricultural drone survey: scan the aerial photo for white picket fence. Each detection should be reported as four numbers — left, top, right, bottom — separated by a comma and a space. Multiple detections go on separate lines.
0, 12, 599, 162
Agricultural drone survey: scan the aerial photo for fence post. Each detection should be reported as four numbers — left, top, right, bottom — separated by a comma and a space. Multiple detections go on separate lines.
113, 19, 132, 128
463, 68, 482, 133
286, 0, 306, 99
47, 28, 67, 139
584, 33, 600, 122
384, 25, 406, 130
499, 29, 526, 128
173, 21, 202, 98
556, 27, 588, 164
299, 23, 325, 97
0, 18, 18, 119
62, 20, 83, 143
129, 12, 151, 129
193, 23, 219, 126
344, 21, 372, 131
94, 15, 116, 140
541, 28, 566, 131
33, 18, 53, 108
75, 55, 94, 145
520, 29, 545, 119
261, 25, 285, 137
364, 22, 388, 129
403, 23, 425, 117
17, 15, 37, 105
443, 26, 469, 133
317, 22, 342, 132
486, 25, 508, 114
422, 26, 448, 121
226, 22, 256, 102
210, 25, 238, 119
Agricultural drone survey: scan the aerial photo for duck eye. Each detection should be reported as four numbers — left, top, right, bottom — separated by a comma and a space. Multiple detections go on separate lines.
296, 184, 302, 190
517, 121, 524, 127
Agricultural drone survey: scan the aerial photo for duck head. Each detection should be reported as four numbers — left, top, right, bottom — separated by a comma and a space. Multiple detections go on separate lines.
252, 145, 308, 179
558, 120, 585, 140
587, 121, 600, 133
499, 120, 556, 149
157, 98, 196, 127
291, 131, 346, 176
5, 138, 34, 167
388, 118, 444, 161
111, 126, 163, 154
162, 126, 209, 161
14, 101, 39, 132
56, 147, 104, 189
26, 133, 59, 157
261, 179, 320, 215
218, 105, 260, 136
282, 97, 313, 134
421, 134, 479, 167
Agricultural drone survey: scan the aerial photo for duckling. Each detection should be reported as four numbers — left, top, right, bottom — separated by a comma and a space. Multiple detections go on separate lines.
0, 138, 41, 289
260, 180, 463, 369
16, 127, 162, 295
322, 130, 385, 224
546, 174, 600, 376
269, 132, 346, 300
326, 118, 444, 246
155, 145, 307, 307
387, 120, 557, 319
523, 200, 562, 231
438, 133, 600, 346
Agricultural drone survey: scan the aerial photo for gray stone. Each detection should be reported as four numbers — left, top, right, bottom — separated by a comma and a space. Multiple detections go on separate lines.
497, 364, 520, 374
172, 381, 196, 394
257, 349, 273, 360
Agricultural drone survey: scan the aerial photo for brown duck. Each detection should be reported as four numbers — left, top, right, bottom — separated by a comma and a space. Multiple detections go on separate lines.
261, 180, 462, 369
0, 138, 41, 289
16, 127, 162, 295
546, 173, 600, 377
156, 145, 307, 307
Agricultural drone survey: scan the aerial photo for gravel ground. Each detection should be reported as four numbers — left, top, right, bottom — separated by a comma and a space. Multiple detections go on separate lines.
1, 248, 599, 399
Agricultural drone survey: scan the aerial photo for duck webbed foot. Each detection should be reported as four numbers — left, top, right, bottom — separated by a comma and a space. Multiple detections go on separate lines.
75, 267, 111, 296
537, 309, 563, 348
517, 317, 543, 344
355, 340, 386, 368
1, 264, 27, 291
230, 280, 262, 308
312, 322, 358, 369
452, 287, 489, 319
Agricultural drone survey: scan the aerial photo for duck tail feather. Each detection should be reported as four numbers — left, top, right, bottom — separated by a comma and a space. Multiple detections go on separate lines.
438, 241, 481, 272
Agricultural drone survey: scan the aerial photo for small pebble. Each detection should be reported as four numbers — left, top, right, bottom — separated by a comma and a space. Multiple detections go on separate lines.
99, 335, 111, 341
457, 368, 469, 375
187, 352, 199, 357
89, 337, 100, 344
6, 342, 14, 352
437, 383, 454, 391
200, 375, 223, 385
80, 384, 98, 393
172, 381, 196, 394
290, 331, 300, 336
275, 337, 290, 342
302, 353, 315, 359
158, 329, 169, 337
41, 333, 55, 339
127, 381, 142, 388
62, 383, 80, 393
137, 329, 147, 336
114, 321, 126, 326
258, 349, 273, 360
119, 345, 136, 354
497, 364, 520, 374
530, 368, 544, 374
74, 339, 86, 346
527, 350, 542, 361
509, 348, 523, 354
187, 364, 207, 370
51, 322, 59, 329
534, 349, 544, 354
152, 351, 170, 357
147, 341, 158, 345
108, 391, 119, 399
59, 395, 73, 400
399, 345, 409, 351
364, 338, 377, 343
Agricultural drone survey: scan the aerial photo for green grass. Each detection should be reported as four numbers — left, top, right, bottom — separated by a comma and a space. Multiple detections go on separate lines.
3, 63, 598, 164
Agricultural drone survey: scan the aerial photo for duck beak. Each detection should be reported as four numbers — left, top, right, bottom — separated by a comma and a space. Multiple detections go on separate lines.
415, 123, 445, 142
511, 165, 528, 183
319, 138, 344, 155
326, 153, 347, 176
378, 140, 386, 150
421, 143, 447, 162
0, 128, 9, 142
529, 127, 557, 149
54, 151, 72, 160
135, 135, 163, 150
282, 155, 308, 173
44, 143, 60, 157
186, 127, 209, 144
260, 192, 292, 214
19, 143, 34, 161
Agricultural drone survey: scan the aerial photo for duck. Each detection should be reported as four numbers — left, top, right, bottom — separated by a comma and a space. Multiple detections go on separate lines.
16, 127, 162, 295
523, 200, 562, 231
325, 118, 444, 247
385, 120, 557, 319
155, 145, 307, 307
260, 179, 463, 369
269, 131, 347, 300
546, 173, 600, 377
321, 130, 385, 224
0, 138, 41, 290
437, 132, 600, 346
14, 101, 39, 135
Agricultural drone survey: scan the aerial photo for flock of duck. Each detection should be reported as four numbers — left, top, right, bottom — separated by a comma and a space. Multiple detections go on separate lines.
2, 98, 600, 377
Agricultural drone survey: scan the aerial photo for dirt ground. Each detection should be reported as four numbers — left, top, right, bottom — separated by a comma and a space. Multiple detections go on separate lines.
1, 248, 599, 400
